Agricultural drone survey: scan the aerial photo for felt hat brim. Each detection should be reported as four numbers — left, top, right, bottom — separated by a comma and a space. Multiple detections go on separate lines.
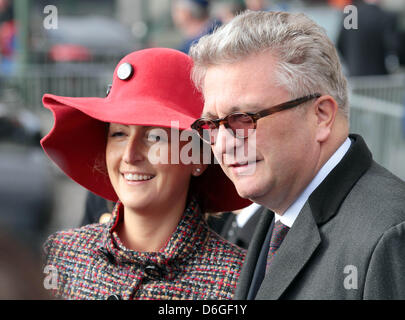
40, 48, 251, 212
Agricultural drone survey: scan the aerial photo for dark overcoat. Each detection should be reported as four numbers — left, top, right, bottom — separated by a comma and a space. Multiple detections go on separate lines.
235, 134, 405, 300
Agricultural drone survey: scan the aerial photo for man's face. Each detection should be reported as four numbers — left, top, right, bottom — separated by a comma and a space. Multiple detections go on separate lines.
202, 52, 320, 213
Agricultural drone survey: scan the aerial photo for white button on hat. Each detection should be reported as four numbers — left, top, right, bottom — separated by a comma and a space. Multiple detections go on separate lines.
117, 62, 133, 80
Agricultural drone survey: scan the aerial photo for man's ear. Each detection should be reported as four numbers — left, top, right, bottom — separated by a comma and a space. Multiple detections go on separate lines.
313, 95, 339, 143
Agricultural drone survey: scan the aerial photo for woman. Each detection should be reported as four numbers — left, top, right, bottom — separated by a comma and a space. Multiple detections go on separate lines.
41, 48, 250, 300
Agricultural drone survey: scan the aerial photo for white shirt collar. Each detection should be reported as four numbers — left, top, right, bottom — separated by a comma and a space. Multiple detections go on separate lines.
275, 137, 352, 228
236, 202, 262, 228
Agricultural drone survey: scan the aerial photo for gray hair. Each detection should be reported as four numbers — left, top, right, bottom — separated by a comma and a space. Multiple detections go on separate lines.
190, 10, 349, 118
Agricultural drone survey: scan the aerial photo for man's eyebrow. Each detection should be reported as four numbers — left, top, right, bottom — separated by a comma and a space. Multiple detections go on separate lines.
201, 111, 217, 119
202, 105, 257, 119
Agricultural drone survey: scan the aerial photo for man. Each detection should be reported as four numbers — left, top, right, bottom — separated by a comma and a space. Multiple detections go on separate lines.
337, 0, 399, 76
171, 0, 220, 54
189, 10, 405, 299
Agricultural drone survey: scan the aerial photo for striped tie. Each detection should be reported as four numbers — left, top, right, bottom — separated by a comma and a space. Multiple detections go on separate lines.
266, 220, 290, 273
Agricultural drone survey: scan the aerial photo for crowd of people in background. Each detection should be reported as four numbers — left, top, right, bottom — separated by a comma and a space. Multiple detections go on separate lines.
170, 0, 404, 77
1, 0, 405, 77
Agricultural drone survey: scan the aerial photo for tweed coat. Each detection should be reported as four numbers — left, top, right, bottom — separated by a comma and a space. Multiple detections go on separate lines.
43, 198, 246, 300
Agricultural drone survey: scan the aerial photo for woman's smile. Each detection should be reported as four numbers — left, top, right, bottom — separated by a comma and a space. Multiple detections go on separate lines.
122, 172, 155, 184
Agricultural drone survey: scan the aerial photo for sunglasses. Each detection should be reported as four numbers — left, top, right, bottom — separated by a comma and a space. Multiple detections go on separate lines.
191, 93, 321, 145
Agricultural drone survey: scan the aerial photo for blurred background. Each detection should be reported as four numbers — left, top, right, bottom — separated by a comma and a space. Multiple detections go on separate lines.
0, 0, 405, 298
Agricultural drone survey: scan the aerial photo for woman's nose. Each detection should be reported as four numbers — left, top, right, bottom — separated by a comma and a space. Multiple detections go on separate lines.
123, 135, 144, 164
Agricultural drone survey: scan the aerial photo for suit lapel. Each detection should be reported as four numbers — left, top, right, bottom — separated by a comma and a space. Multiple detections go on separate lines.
255, 202, 321, 300
234, 207, 273, 299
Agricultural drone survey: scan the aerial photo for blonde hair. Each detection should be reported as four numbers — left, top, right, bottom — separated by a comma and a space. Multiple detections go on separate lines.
190, 10, 349, 118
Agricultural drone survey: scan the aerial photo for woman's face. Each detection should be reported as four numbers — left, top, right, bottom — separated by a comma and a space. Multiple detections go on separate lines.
106, 123, 195, 214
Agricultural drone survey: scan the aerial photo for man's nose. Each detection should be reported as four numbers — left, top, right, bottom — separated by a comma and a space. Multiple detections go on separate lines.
213, 125, 243, 163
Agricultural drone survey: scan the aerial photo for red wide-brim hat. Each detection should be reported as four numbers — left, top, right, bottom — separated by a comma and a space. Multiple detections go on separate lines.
40, 48, 251, 213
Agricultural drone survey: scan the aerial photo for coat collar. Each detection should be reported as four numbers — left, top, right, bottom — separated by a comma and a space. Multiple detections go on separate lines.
98, 197, 207, 280
308, 134, 372, 225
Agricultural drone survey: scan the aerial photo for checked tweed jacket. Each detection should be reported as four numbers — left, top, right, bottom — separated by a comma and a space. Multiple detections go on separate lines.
43, 198, 246, 300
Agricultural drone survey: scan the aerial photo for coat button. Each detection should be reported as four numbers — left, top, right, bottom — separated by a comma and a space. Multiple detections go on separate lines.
117, 62, 133, 80
107, 294, 121, 300
144, 265, 163, 279
98, 247, 115, 264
